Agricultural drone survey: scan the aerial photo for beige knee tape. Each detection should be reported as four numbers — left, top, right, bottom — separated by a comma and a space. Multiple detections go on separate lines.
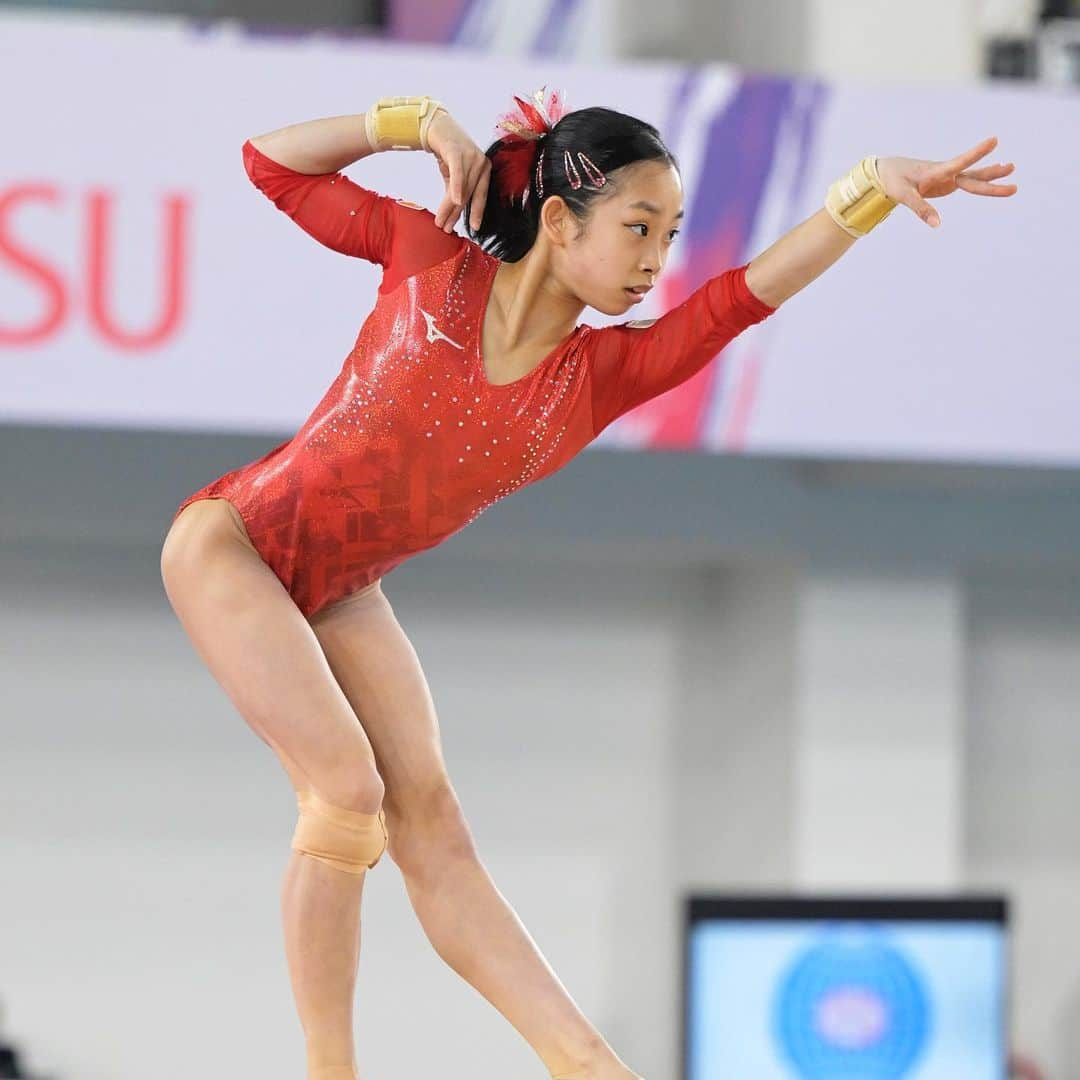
291, 789, 388, 873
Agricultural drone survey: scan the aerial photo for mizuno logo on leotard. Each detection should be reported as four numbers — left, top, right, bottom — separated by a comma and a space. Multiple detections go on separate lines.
420, 309, 464, 350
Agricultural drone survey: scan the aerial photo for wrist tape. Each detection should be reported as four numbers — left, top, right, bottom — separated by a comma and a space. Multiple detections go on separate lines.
365, 95, 445, 152
825, 155, 897, 237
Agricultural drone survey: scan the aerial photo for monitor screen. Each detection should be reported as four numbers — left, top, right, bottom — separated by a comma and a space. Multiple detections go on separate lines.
683, 897, 1008, 1080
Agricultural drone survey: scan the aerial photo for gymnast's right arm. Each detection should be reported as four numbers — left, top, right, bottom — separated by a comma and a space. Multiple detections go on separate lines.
241, 115, 398, 266
249, 114, 378, 176
241, 103, 490, 268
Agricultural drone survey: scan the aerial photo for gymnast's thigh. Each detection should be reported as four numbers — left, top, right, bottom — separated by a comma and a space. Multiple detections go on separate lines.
307, 584, 467, 838
161, 497, 382, 808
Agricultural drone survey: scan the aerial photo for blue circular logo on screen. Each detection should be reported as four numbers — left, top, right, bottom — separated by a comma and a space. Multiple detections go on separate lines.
773, 929, 931, 1079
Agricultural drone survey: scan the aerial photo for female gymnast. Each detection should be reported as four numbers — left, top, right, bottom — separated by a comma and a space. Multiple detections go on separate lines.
160, 89, 1017, 1080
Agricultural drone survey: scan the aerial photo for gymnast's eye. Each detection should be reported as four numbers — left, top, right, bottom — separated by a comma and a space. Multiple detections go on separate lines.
628, 223, 680, 241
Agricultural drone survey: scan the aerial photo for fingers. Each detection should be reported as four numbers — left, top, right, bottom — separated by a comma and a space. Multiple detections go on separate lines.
901, 189, 941, 228
433, 149, 465, 231
957, 159, 1018, 196
963, 162, 1015, 181
446, 149, 465, 205
437, 155, 492, 234
957, 175, 1018, 196
469, 161, 492, 233
947, 135, 998, 173
433, 191, 456, 230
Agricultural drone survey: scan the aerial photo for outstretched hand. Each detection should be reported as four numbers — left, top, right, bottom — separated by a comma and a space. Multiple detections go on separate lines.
876, 135, 1018, 228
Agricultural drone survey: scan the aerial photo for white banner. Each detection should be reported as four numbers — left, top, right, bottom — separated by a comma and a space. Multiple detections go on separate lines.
2, 11, 1074, 466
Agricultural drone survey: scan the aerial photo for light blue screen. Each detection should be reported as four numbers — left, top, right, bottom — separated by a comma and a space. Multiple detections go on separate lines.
687, 920, 1005, 1080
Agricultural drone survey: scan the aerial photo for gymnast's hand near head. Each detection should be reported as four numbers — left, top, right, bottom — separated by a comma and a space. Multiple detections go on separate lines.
426, 110, 492, 235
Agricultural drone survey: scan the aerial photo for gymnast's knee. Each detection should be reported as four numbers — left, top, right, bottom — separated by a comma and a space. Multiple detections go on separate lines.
291, 788, 389, 874
384, 785, 478, 879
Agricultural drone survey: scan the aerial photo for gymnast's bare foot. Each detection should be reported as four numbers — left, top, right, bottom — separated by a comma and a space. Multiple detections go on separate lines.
551, 1062, 643, 1079
549, 1032, 645, 1080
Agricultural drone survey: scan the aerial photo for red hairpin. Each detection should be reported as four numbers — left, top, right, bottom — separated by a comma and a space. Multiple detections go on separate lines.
576, 152, 606, 188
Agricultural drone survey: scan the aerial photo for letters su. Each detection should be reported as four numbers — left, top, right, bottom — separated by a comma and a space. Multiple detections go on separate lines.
0, 184, 191, 350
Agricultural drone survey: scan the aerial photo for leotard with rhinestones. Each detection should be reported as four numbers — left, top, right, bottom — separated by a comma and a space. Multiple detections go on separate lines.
172, 140, 775, 618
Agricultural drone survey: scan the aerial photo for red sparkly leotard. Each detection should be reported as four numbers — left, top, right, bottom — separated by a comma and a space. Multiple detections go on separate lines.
173, 140, 775, 619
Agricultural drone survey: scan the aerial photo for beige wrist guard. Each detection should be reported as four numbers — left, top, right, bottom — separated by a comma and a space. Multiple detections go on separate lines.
825, 155, 897, 238
364, 95, 445, 152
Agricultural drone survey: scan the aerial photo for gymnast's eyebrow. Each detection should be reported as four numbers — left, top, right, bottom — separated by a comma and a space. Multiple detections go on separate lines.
627, 200, 685, 218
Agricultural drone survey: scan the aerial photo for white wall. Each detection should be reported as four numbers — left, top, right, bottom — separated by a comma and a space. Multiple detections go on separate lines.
672, 563, 799, 892
631, 0, 984, 83
795, 571, 965, 890
7, 541, 1080, 1078
4, 424, 1080, 1077
0, 0, 1067, 1074
806, 0, 983, 84
0, 541, 689, 1080
966, 573, 1080, 1075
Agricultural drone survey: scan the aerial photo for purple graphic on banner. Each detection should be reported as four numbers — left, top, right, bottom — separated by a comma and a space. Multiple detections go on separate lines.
390, 0, 594, 55
707, 79, 826, 451
664, 68, 702, 155
532, 0, 582, 55
390, 0, 473, 44
608, 74, 826, 450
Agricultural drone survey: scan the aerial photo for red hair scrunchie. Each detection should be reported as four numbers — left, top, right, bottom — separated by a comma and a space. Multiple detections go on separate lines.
492, 87, 567, 208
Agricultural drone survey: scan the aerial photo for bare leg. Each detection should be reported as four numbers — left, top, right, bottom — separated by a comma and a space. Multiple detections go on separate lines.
267, 739, 383, 1079
308, 589, 641, 1080
161, 500, 386, 1080
396, 821, 637, 1079
281, 853, 367, 1078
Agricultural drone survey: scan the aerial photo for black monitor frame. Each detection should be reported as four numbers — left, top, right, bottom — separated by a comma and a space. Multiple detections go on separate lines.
680, 894, 1010, 1080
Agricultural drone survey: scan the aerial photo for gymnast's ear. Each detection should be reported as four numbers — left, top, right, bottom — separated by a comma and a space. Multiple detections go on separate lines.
538, 194, 574, 247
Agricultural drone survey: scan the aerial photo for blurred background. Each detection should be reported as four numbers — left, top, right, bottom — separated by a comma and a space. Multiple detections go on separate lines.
1, 0, 1078, 1078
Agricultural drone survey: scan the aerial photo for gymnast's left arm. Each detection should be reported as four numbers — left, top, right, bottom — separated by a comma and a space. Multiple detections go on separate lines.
743, 135, 1018, 309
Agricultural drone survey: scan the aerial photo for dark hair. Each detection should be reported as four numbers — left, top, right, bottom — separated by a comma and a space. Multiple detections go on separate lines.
466, 106, 678, 263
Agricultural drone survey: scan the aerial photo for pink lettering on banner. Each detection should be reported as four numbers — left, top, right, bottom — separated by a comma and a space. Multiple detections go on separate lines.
0, 184, 67, 345
0, 184, 191, 350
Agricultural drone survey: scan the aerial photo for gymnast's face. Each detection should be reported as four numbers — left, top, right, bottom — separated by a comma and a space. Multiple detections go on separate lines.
553, 159, 684, 317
